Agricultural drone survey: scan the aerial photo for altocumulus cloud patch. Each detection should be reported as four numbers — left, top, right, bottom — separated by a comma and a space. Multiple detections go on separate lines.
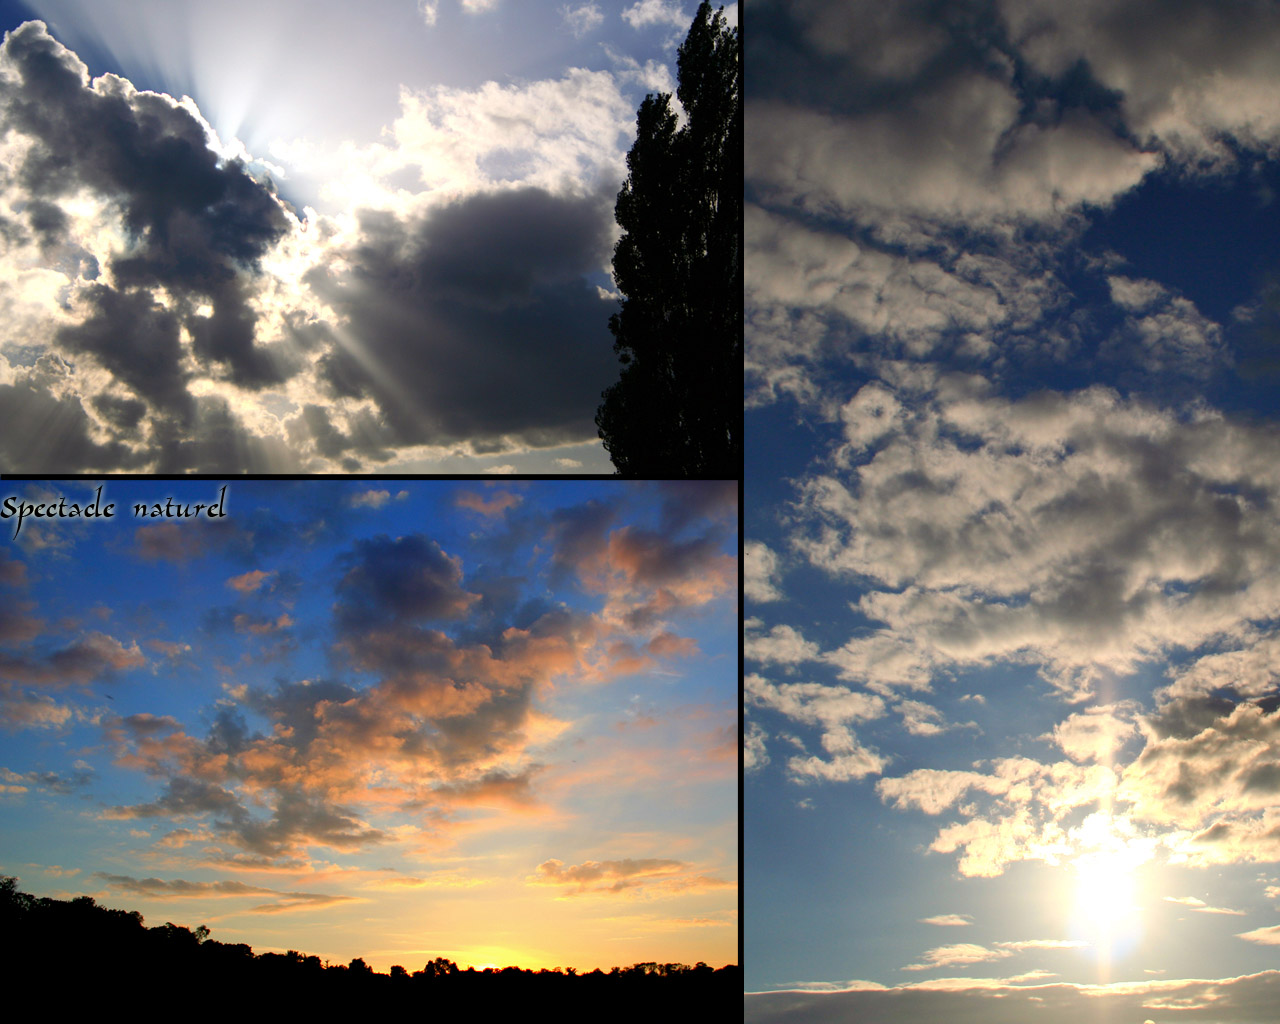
747, 0, 1280, 1012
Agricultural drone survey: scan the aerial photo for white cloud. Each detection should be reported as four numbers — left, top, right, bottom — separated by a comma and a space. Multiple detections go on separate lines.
745, 720, 770, 772
896, 699, 947, 737
1049, 705, 1137, 763
902, 942, 1009, 971
417, 0, 438, 26
746, 673, 887, 784
1164, 896, 1244, 915
1238, 925, 1280, 945
622, 0, 688, 30
745, 540, 784, 603
999, 0, 1280, 165
350, 489, 391, 509
561, 3, 604, 37
791, 376, 1280, 698
919, 914, 973, 927
745, 621, 821, 667
748, 75, 1158, 227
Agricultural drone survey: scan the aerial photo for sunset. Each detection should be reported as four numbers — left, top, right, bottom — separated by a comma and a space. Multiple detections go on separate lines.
0, 479, 737, 973
747, 1, 1280, 1020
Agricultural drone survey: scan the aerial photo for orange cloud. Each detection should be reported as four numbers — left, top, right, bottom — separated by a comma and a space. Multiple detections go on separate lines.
226, 569, 273, 594
456, 490, 523, 516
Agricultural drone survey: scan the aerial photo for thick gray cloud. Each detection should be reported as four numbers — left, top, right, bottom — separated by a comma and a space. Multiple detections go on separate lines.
308, 187, 619, 451
0, 20, 630, 470
335, 534, 480, 628
1, 20, 292, 389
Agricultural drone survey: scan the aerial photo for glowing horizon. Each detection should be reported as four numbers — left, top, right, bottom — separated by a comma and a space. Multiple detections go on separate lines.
0, 479, 738, 973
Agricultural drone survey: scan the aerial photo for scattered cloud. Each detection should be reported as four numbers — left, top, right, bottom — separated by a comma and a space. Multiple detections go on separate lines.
919, 914, 973, 927
561, 3, 604, 37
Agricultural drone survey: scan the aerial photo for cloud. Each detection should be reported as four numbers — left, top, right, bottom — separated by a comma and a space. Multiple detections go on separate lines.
622, 0, 689, 30
133, 523, 211, 564
747, 672, 886, 783
225, 569, 273, 594
1, 630, 146, 689
0, 21, 641, 472
746, 971, 1280, 1024
919, 914, 972, 927
745, 720, 770, 772
561, 3, 603, 37
902, 943, 1009, 971
2, 765, 93, 794
530, 856, 728, 896
334, 535, 480, 628
1049, 705, 1137, 763
92, 872, 357, 912
1164, 895, 1244, 915
456, 490, 522, 517
79, 492, 733, 875
303, 188, 620, 456
744, 621, 821, 667
417, 0, 439, 26
1001, 0, 1280, 164
790, 375, 1280, 699
745, 541, 784, 603
1237, 925, 1280, 945
0, 21, 294, 441
1103, 276, 1224, 379
349, 490, 391, 509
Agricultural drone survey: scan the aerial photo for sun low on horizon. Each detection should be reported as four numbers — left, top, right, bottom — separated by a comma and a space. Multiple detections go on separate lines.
0, 479, 738, 973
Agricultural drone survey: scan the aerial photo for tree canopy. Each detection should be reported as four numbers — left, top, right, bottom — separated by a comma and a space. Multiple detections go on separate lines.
596, 3, 741, 478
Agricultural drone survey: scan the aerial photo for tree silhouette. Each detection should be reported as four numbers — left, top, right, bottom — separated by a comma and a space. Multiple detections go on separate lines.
596, 2, 741, 478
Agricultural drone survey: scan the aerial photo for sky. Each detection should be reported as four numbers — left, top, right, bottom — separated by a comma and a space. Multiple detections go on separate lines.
0, 0, 736, 473
746, 1, 1280, 1021
0, 478, 738, 972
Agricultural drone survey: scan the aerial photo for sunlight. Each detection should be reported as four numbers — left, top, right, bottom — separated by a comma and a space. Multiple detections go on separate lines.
1065, 814, 1150, 978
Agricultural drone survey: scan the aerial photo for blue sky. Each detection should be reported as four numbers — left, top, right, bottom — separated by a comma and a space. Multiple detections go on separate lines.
0, 1, 736, 473
0, 478, 737, 971
747, 2, 1280, 1020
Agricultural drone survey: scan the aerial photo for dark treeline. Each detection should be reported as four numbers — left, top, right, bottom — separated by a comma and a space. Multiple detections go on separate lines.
1, 878, 738, 1017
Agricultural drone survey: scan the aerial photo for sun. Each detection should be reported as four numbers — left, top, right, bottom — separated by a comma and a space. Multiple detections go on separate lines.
1066, 816, 1149, 975
1073, 849, 1139, 936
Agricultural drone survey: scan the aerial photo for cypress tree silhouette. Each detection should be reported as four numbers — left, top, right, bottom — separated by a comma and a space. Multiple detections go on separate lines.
596, 2, 741, 478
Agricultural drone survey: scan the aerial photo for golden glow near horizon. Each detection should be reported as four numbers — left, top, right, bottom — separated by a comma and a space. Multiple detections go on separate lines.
0, 480, 737, 975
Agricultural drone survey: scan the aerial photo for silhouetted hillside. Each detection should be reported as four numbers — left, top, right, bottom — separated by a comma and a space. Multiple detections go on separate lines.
0, 877, 738, 1017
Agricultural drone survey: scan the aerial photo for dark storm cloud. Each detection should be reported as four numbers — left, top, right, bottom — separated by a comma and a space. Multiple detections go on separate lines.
0, 381, 140, 471
656, 480, 738, 533
0, 20, 293, 396
56, 285, 191, 415
545, 498, 617, 579
90, 393, 147, 430
307, 186, 619, 452
335, 534, 480, 629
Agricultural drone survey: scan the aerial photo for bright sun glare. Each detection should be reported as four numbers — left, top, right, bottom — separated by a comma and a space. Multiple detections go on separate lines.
1067, 816, 1149, 974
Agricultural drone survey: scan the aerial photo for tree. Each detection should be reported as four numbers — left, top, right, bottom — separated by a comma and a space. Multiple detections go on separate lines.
596, 3, 741, 478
